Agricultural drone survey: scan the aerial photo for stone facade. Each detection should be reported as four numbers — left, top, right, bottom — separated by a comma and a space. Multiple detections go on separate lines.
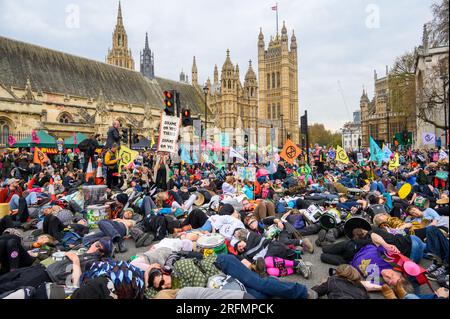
341, 111, 362, 151
0, 36, 207, 147
106, 2, 135, 70
414, 25, 449, 149
360, 70, 416, 148
191, 51, 258, 144
258, 22, 299, 146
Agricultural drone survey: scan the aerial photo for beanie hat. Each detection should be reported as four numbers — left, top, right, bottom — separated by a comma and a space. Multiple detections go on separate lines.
116, 193, 129, 206
219, 203, 234, 216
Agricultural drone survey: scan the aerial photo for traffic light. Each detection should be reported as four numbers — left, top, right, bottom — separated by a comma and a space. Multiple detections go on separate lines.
132, 134, 140, 144
182, 109, 192, 126
121, 128, 129, 144
163, 90, 175, 115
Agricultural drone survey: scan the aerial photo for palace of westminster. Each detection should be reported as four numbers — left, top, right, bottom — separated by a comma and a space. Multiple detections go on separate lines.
0, 2, 300, 148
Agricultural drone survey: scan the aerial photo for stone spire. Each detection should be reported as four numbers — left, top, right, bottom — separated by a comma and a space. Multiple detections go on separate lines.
214, 64, 218, 84
192, 56, 198, 86
258, 27, 265, 48
106, 1, 135, 70
290, 30, 297, 50
423, 24, 429, 53
117, 1, 123, 26
140, 32, 155, 79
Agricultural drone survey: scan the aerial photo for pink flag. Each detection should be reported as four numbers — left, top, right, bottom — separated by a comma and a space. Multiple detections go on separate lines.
8, 135, 16, 147
271, 4, 277, 10
31, 130, 40, 144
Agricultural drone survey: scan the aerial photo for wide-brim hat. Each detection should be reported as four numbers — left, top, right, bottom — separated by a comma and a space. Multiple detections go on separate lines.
344, 217, 372, 239
194, 192, 205, 206
436, 196, 449, 205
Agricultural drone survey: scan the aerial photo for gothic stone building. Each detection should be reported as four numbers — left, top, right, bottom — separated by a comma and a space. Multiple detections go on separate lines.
360, 69, 416, 148
0, 36, 207, 146
258, 22, 299, 146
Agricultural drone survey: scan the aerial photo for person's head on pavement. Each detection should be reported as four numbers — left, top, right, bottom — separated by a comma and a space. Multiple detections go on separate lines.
145, 266, 172, 291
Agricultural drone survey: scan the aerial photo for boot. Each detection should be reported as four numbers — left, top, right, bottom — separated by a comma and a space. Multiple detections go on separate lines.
253, 257, 266, 277
116, 240, 128, 253
394, 281, 407, 299
136, 233, 154, 248
381, 284, 397, 299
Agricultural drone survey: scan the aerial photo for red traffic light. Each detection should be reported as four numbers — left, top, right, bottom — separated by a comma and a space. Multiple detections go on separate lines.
163, 91, 173, 99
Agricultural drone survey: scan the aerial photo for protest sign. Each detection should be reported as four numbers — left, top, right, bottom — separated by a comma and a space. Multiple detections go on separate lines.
157, 114, 181, 153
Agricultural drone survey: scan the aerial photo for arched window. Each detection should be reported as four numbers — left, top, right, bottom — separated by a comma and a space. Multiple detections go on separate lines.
251, 88, 254, 97
58, 113, 73, 124
0, 119, 10, 146
277, 103, 281, 118
267, 74, 270, 89
228, 80, 231, 89
277, 72, 281, 88
272, 104, 277, 119
267, 105, 271, 119
272, 73, 276, 88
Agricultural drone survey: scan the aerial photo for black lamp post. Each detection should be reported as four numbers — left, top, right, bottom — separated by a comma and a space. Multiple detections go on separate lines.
441, 75, 448, 148
203, 84, 209, 146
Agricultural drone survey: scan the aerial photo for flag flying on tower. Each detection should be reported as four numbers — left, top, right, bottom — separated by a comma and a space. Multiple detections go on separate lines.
335, 146, 350, 164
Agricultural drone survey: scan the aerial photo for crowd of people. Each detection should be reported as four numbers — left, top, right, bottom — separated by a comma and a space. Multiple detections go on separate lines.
0, 124, 449, 300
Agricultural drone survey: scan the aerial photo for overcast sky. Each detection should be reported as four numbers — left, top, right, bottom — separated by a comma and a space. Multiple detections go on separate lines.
0, 0, 436, 131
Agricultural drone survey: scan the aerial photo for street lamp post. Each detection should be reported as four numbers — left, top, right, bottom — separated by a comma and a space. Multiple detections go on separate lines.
441, 75, 448, 148
203, 85, 209, 150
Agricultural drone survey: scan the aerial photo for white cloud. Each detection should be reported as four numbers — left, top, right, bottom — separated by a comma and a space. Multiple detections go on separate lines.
0, 0, 436, 131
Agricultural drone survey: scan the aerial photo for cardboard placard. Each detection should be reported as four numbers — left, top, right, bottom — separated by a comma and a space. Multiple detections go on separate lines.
157, 114, 181, 154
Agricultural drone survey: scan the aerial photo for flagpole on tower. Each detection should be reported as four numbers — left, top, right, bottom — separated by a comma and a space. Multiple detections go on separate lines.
272, 3, 279, 36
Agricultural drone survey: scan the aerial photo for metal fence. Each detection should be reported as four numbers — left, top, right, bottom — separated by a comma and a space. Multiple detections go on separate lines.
0, 132, 32, 148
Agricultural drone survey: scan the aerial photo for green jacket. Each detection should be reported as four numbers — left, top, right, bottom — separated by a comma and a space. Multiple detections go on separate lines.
144, 255, 221, 298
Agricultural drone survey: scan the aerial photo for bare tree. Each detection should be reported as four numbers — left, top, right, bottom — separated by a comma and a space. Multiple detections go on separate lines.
391, 51, 416, 75
416, 58, 449, 130
429, 0, 449, 47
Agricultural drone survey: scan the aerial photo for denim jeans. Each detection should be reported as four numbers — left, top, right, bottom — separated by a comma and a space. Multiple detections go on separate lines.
370, 181, 386, 194
410, 235, 426, 264
404, 294, 437, 299
215, 254, 308, 299
141, 196, 157, 215
425, 226, 449, 262
339, 178, 356, 188
98, 220, 127, 242
8, 192, 38, 210
195, 220, 212, 232
337, 201, 359, 211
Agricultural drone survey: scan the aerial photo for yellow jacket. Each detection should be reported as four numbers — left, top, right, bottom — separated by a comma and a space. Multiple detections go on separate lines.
104, 150, 119, 169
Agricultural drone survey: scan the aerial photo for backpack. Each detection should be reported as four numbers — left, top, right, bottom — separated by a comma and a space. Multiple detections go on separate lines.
286, 214, 306, 230
61, 231, 83, 250
368, 204, 387, 217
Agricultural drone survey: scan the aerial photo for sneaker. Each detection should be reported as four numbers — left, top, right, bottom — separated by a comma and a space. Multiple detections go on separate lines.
307, 289, 318, 299
426, 262, 440, 274
296, 259, 312, 279
301, 238, 314, 254
437, 274, 449, 289
426, 266, 447, 281
325, 229, 337, 243
135, 233, 151, 248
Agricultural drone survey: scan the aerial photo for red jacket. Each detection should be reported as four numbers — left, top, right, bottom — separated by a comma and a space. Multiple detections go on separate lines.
0, 187, 23, 203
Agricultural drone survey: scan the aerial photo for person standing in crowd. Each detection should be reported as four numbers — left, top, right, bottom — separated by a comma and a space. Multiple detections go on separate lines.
106, 120, 121, 149
104, 143, 121, 190
79, 134, 101, 172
